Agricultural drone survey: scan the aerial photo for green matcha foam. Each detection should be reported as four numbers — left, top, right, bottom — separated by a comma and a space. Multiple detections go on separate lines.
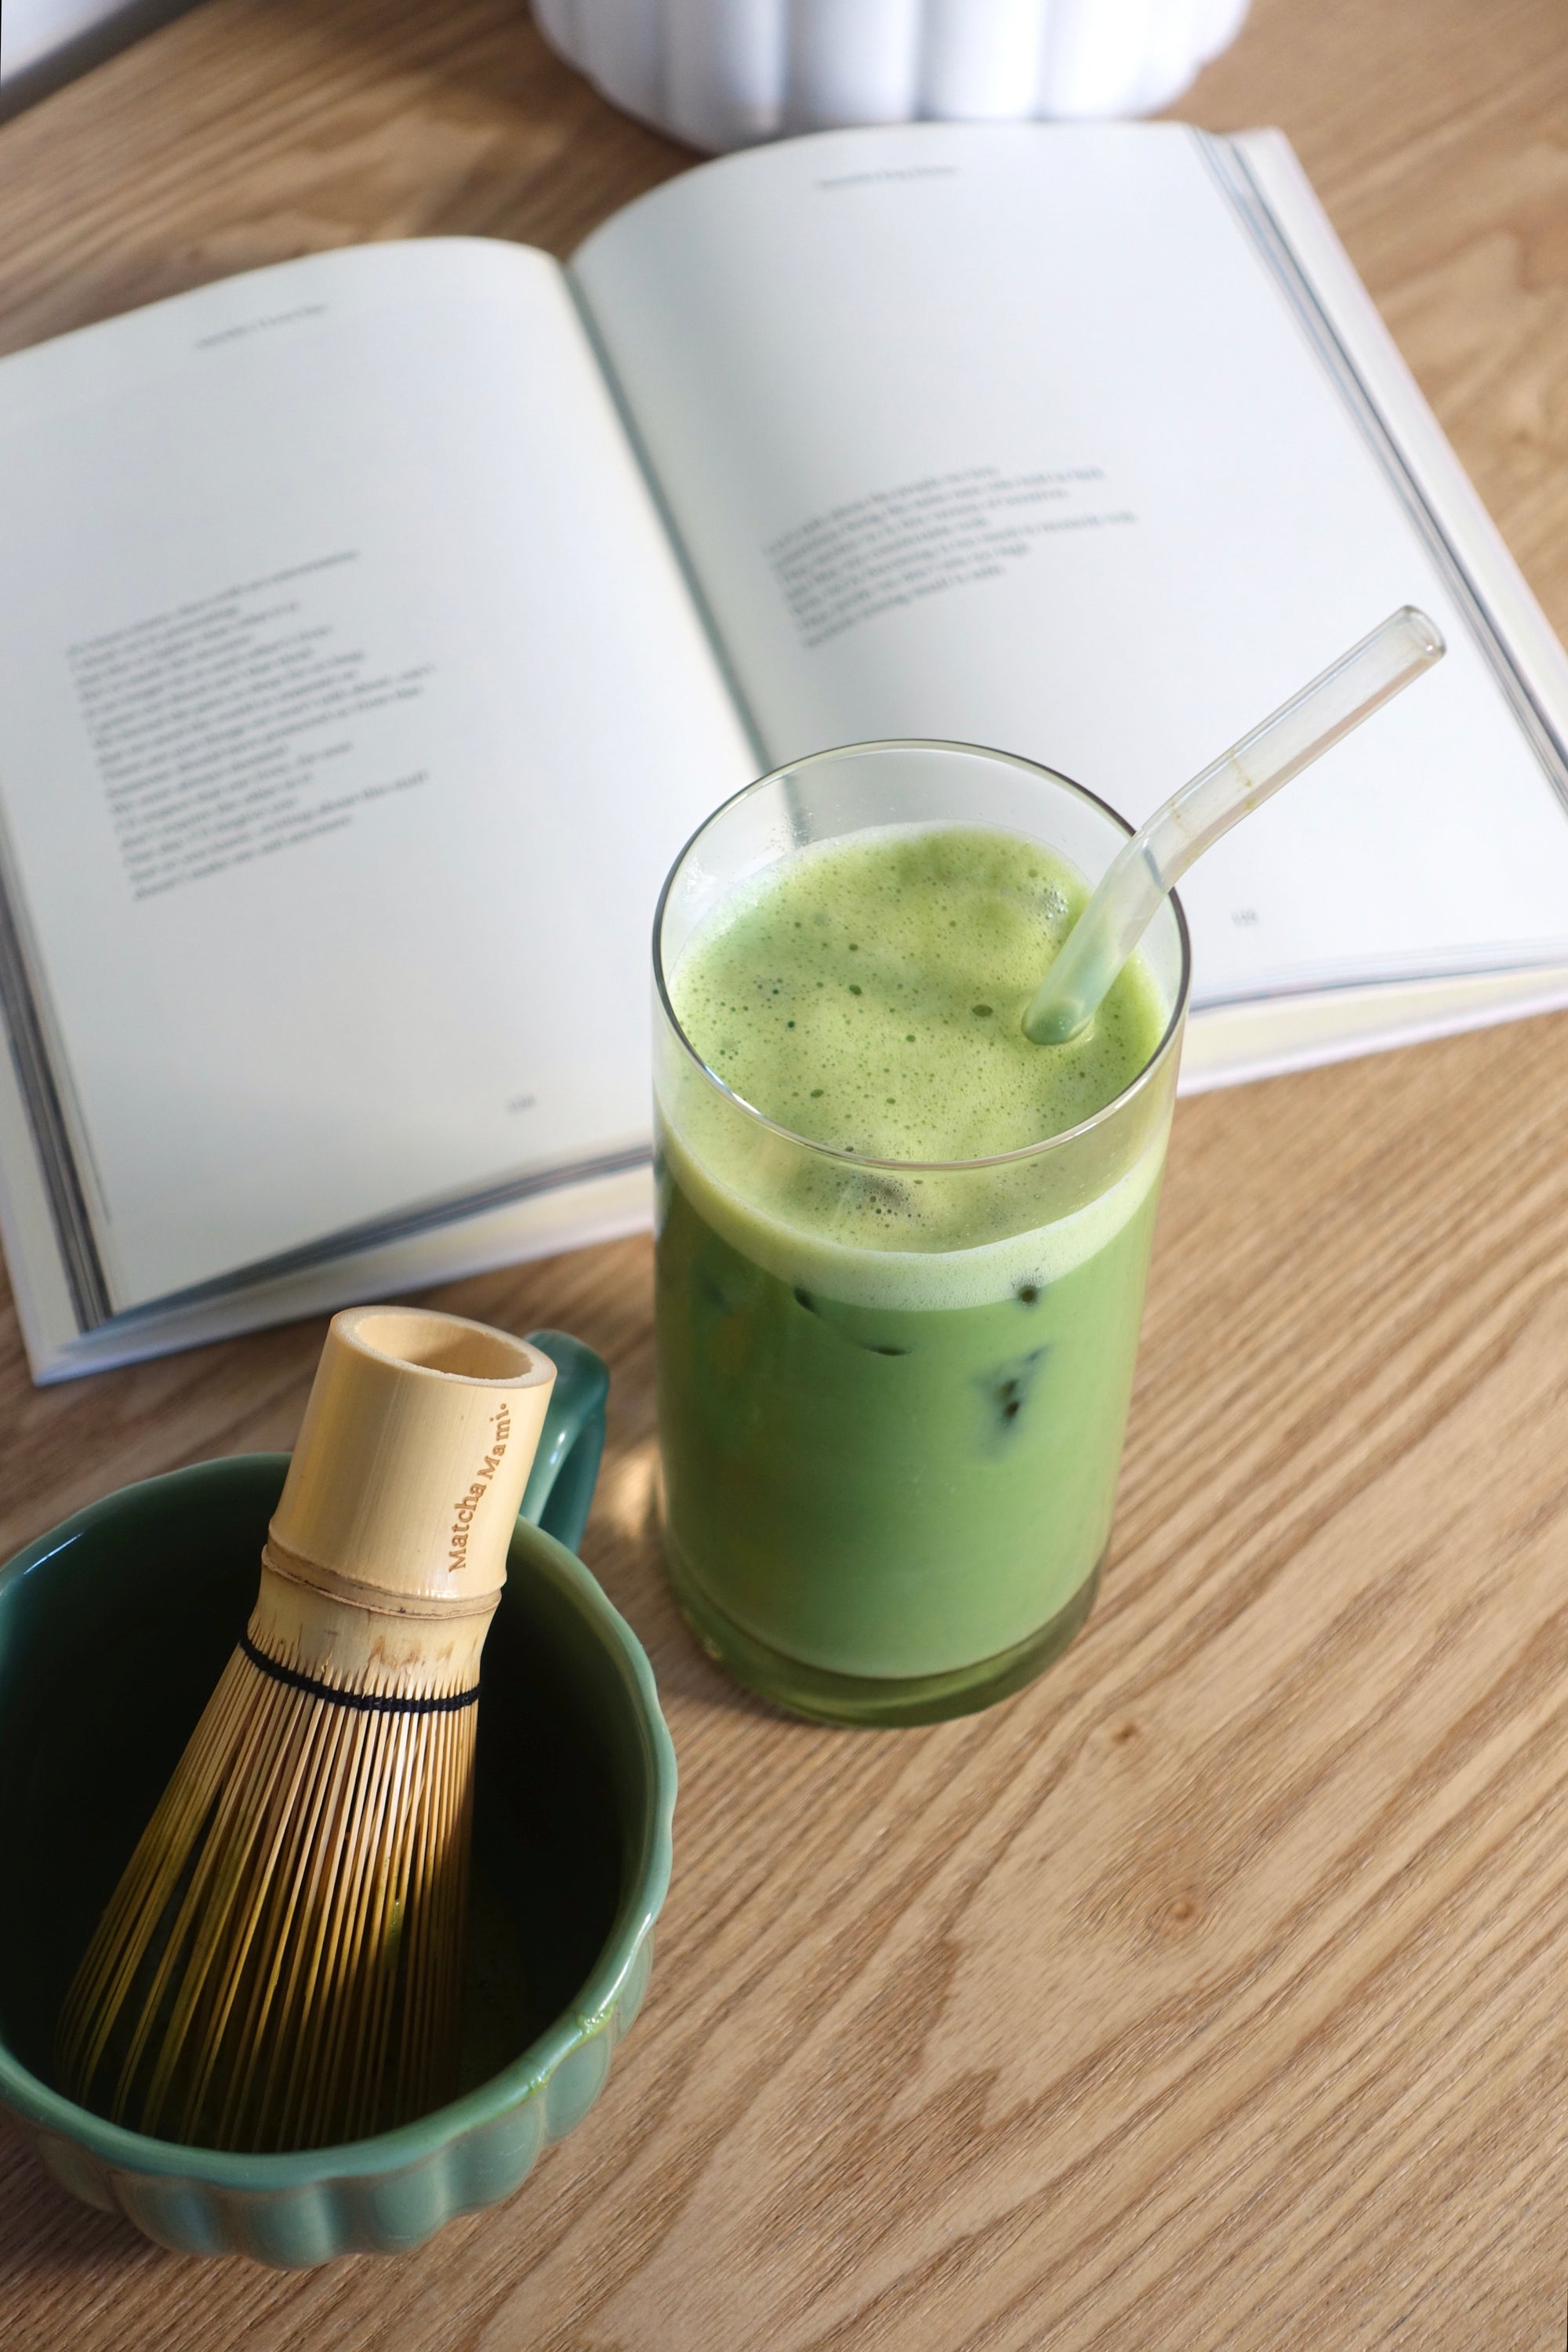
662, 825, 1174, 1313
670, 825, 1162, 1163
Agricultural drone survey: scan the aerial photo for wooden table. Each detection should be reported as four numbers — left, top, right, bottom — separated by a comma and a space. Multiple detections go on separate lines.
5, 2, 1568, 2343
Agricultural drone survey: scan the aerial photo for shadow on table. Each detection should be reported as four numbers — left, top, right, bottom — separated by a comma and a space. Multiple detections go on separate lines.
0, 2120, 164, 2282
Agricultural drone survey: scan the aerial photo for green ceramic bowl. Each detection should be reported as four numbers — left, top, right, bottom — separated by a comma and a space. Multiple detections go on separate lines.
0, 1333, 676, 2267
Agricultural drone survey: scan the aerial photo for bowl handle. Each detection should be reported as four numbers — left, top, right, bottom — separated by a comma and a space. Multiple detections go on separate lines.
517, 1330, 609, 1555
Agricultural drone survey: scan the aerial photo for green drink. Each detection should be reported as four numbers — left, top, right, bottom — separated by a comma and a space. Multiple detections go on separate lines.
653, 745, 1189, 1725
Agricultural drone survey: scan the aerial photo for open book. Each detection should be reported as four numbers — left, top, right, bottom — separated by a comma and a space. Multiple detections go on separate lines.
3, 120, 1568, 1381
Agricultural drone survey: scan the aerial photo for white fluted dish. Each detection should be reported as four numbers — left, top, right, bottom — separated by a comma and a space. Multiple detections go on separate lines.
534, 0, 1250, 151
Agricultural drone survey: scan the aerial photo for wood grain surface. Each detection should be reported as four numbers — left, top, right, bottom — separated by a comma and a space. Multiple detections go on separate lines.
5, 1, 1568, 2344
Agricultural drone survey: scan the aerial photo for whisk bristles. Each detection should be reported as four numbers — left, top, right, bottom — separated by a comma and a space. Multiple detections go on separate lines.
56, 1622, 477, 2151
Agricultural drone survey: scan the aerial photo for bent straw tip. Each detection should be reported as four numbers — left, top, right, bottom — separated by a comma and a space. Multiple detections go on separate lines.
1390, 606, 1446, 663
1020, 994, 1089, 1047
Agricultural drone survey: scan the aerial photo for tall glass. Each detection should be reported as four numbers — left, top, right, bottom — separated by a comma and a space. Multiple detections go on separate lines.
652, 742, 1190, 1726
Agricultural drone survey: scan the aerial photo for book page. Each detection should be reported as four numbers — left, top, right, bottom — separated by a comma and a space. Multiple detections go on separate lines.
573, 123, 1568, 1007
0, 239, 753, 1319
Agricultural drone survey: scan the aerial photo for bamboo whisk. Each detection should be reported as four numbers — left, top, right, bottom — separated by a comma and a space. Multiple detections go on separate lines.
56, 1305, 555, 2153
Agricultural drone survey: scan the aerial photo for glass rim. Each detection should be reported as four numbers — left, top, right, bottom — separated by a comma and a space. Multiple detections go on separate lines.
652, 737, 1192, 1175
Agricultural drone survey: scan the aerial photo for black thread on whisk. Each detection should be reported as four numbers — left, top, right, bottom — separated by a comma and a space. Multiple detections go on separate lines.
239, 1631, 481, 1714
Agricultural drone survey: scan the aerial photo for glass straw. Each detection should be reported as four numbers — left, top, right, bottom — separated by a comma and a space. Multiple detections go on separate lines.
1022, 606, 1446, 1046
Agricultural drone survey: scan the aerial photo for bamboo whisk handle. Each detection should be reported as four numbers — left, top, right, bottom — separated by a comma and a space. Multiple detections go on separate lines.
267, 1305, 557, 1613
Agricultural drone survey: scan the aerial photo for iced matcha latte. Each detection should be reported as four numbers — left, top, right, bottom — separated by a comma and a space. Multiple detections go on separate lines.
653, 744, 1189, 1725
